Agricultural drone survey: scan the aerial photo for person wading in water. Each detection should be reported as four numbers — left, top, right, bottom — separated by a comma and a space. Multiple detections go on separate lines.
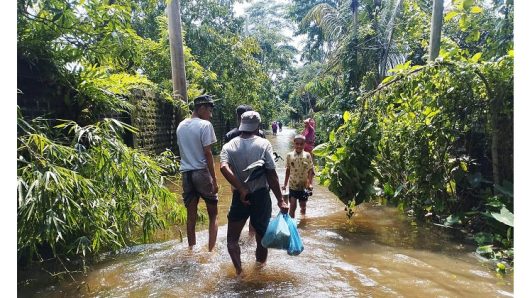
220, 111, 288, 276
176, 95, 219, 252
225, 104, 266, 237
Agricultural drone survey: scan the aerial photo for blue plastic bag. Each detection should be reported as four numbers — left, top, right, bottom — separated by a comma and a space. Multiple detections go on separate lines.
261, 213, 291, 249
284, 214, 304, 256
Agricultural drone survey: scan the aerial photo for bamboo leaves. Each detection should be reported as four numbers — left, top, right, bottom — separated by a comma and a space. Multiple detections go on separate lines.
17, 114, 183, 263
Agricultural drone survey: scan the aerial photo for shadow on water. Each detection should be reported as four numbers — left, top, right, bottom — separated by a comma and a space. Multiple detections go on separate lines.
19, 127, 513, 297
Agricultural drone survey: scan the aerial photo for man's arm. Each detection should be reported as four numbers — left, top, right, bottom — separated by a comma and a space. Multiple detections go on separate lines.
266, 169, 288, 212
283, 167, 290, 190
220, 161, 249, 205
203, 144, 219, 193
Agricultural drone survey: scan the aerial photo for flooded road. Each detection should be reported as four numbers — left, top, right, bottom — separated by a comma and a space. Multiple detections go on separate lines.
20, 128, 513, 297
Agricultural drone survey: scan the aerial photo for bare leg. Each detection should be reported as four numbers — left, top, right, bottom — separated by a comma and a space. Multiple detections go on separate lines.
300, 200, 307, 216
289, 197, 297, 219
186, 198, 199, 249
206, 202, 218, 252
227, 219, 247, 275
248, 222, 256, 236
254, 232, 268, 264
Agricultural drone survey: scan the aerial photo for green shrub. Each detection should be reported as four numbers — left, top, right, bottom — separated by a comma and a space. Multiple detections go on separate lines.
17, 113, 185, 263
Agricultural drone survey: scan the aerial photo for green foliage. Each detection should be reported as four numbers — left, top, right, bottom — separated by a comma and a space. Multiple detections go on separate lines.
442, 0, 513, 59
134, 12, 215, 102
314, 53, 513, 263
154, 149, 180, 176
313, 111, 380, 211
178, 0, 280, 123
17, 113, 185, 263
18, 0, 157, 123
244, 0, 298, 77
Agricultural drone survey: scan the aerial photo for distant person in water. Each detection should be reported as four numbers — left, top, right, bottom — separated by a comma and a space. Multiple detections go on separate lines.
301, 118, 316, 156
271, 121, 278, 136
224, 104, 265, 143
278, 121, 283, 132
282, 134, 314, 218
176, 95, 219, 252
301, 117, 316, 187
220, 111, 288, 276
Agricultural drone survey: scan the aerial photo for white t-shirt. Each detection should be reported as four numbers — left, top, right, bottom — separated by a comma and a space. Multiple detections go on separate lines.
176, 117, 217, 172
220, 135, 276, 193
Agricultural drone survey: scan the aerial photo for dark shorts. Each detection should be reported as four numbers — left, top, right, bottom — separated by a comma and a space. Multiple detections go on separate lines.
227, 188, 272, 237
182, 169, 218, 207
289, 189, 310, 202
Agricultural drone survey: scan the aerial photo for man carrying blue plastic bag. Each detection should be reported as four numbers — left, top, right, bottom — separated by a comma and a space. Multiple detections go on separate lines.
220, 111, 289, 276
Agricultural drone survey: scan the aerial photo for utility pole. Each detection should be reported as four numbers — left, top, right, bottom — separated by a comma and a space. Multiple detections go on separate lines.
168, 0, 187, 102
428, 0, 444, 61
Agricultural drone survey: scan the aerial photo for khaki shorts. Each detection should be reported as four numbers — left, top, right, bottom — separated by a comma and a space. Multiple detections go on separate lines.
182, 169, 218, 207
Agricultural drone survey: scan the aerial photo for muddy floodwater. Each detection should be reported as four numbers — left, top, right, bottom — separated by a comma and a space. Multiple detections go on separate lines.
19, 128, 513, 297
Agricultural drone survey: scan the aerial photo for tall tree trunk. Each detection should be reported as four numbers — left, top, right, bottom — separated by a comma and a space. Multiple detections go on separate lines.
168, 0, 187, 102
380, 0, 404, 78
428, 0, 444, 61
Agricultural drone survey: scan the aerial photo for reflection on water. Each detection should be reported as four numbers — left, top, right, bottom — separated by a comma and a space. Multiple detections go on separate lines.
19, 128, 513, 297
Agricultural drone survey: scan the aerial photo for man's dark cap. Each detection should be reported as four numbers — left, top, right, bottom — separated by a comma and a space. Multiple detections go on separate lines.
193, 94, 218, 107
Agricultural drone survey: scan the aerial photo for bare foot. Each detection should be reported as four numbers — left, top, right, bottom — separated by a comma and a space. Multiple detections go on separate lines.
236, 268, 243, 277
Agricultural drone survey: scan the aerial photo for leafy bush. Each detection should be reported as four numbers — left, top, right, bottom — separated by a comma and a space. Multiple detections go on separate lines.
17, 112, 186, 264
313, 111, 380, 214
313, 52, 513, 263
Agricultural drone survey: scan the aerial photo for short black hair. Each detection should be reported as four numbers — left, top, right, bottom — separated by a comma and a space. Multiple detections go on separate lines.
236, 105, 253, 118
193, 102, 213, 112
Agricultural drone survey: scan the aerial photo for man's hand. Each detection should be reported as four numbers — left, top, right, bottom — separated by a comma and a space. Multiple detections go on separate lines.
238, 187, 250, 206
278, 199, 289, 214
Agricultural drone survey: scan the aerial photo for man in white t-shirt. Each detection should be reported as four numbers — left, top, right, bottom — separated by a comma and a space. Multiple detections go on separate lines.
176, 95, 219, 252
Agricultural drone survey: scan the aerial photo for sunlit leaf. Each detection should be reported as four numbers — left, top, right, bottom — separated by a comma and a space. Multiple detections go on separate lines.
491, 207, 514, 227
470, 6, 482, 13
476, 245, 493, 255
381, 75, 394, 84
312, 143, 329, 157
459, 14, 468, 30
470, 52, 482, 62
444, 11, 459, 22
343, 111, 351, 122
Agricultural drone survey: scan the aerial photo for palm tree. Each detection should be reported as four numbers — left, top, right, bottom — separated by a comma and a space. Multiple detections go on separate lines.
301, 0, 409, 88
428, 0, 444, 61
168, 0, 188, 102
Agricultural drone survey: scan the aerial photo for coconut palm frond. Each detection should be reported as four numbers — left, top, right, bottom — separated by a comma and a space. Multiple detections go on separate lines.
379, 0, 405, 76
302, 3, 346, 42
384, 46, 408, 71
322, 39, 350, 74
